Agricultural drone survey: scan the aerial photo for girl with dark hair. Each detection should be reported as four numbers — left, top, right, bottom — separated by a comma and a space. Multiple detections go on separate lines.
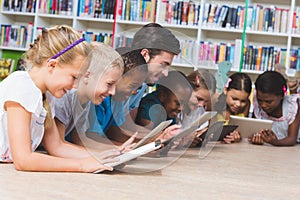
214, 72, 252, 143
249, 71, 300, 146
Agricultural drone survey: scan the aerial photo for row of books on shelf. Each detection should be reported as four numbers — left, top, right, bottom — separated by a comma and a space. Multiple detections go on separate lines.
198, 41, 235, 66
3, 0, 36, 13
246, 5, 289, 33
242, 45, 276, 71
158, 0, 200, 26
0, 23, 34, 49
78, 0, 115, 19
116, 0, 156, 22
174, 39, 197, 65
197, 40, 300, 72
240, 45, 300, 71
0, 22, 114, 49
203, 4, 250, 29
39, 0, 73, 15
82, 32, 113, 45
2, 0, 112, 19
114, 35, 133, 49
202, 3, 289, 33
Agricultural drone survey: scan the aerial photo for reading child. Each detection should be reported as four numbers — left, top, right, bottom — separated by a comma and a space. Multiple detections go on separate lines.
179, 69, 217, 147
135, 71, 192, 136
51, 42, 137, 151
214, 72, 252, 143
71, 47, 148, 146
249, 71, 300, 146
0, 25, 120, 172
184, 69, 217, 115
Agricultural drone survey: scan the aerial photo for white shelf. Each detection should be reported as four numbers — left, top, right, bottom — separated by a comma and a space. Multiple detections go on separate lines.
1, 11, 35, 16
172, 62, 196, 68
76, 17, 114, 23
231, 68, 264, 75
196, 65, 218, 71
201, 26, 243, 33
159, 23, 199, 30
116, 20, 151, 26
0, 46, 28, 51
291, 34, 300, 38
37, 13, 73, 19
246, 30, 289, 37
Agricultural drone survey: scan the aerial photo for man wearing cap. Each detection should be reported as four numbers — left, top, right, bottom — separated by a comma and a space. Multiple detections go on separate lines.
128, 23, 180, 118
105, 23, 182, 143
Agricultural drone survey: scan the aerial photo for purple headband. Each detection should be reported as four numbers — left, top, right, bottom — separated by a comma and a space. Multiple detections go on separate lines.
49, 38, 85, 60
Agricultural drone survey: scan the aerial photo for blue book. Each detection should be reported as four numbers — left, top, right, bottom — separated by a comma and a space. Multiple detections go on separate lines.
296, 48, 300, 71
214, 5, 222, 25
230, 44, 235, 64
253, 48, 258, 71
263, 8, 270, 31
219, 5, 229, 27
235, 6, 242, 29
122, 0, 127, 20
263, 47, 269, 71
261, 47, 267, 71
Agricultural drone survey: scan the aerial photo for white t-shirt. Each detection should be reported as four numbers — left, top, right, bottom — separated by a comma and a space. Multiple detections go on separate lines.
0, 71, 54, 162
54, 89, 90, 136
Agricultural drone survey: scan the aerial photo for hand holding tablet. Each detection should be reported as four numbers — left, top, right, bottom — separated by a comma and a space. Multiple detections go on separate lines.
228, 115, 273, 138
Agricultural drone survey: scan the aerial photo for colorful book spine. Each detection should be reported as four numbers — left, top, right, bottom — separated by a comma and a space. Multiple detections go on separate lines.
256, 46, 262, 71
289, 49, 298, 69
233, 39, 242, 70
296, 48, 300, 71
280, 9, 288, 33
25, 22, 33, 49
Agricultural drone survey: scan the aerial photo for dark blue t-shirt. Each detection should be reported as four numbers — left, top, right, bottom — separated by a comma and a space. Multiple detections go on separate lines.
136, 91, 176, 127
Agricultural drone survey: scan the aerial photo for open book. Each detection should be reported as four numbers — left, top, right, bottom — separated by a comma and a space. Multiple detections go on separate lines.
93, 120, 173, 173
93, 140, 162, 173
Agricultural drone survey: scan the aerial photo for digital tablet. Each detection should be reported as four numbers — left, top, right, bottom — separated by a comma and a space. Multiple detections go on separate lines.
132, 120, 173, 149
228, 115, 273, 138
93, 140, 162, 173
162, 111, 217, 146
191, 111, 217, 129
199, 121, 239, 141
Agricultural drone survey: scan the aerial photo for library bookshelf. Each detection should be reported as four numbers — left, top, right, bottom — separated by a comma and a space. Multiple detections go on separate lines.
0, 0, 116, 70
0, 0, 299, 79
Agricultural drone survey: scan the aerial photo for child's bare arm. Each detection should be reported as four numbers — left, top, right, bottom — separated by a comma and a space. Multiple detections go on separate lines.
43, 118, 92, 159
263, 104, 300, 146
7, 101, 118, 172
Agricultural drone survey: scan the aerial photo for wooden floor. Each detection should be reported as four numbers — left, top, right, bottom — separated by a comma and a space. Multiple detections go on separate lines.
1, 140, 300, 199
